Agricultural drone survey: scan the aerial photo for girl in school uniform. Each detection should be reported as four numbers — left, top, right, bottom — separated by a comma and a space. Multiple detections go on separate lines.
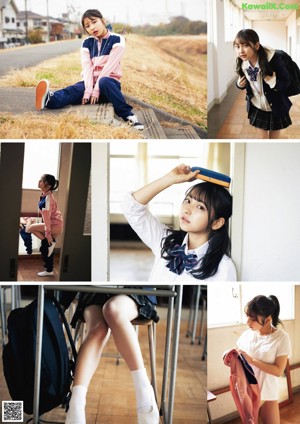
59, 289, 159, 424
35, 9, 144, 130
236, 295, 291, 424
25, 174, 63, 277
122, 164, 237, 281
234, 29, 292, 139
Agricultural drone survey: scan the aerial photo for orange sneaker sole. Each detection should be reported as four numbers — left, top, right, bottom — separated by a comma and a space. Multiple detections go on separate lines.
35, 80, 48, 110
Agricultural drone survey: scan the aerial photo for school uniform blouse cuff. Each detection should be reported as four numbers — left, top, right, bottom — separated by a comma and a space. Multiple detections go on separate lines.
265, 75, 276, 89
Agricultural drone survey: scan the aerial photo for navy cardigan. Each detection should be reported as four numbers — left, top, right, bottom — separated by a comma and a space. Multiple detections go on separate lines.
237, 52, 292, 118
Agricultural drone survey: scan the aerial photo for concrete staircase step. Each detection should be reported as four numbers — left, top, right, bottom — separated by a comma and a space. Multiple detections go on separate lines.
162, 125, 200, 139
69, 103, 115, 124
135, 108, 167, 139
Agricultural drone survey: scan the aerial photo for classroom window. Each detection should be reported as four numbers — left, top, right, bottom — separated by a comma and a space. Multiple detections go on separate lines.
110, 141, 211, 219
22, 142, 60, 189
224, 0, 250, 42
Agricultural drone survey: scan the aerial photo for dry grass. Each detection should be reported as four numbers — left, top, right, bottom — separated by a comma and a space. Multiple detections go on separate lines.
0, 51, 80, 89
0, 112, 143, 139
0, 34, 206, 137
123, 34, 206, 128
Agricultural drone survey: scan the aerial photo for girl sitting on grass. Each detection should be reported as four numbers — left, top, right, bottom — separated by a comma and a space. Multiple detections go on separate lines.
35, 9, 144, 130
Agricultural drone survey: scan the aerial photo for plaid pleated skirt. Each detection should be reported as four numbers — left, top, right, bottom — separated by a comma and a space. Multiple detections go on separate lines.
248, 104, 292, 131
69, 291, 159, 328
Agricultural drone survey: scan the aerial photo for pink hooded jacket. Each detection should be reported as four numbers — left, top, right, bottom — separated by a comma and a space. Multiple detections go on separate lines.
39, 191, 63, 238
223, 348, 260, 424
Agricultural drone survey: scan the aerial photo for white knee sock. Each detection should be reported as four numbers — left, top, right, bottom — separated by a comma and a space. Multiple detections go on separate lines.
66, 385, 87, 424
131, 368, 159, 423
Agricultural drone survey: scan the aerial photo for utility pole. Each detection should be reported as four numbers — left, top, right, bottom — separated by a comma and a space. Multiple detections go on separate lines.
25, 0, 28, 43
46, 0, 50, 42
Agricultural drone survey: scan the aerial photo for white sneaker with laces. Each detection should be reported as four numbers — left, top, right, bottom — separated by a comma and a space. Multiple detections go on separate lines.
37, 271, 54, 277
126, 114, 144, 130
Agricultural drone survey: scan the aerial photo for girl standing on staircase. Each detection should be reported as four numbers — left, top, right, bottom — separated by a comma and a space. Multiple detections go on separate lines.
25, 174, 63, 277
234, 28, 292, 139
35, 9, 144, 130
122, 164, 237, 281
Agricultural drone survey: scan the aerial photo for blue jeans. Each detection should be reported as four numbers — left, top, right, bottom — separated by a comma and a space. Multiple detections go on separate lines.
46, 77, 133, 119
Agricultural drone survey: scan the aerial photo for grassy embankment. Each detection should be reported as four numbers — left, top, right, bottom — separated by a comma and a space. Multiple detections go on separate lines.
0, 34, 206, 139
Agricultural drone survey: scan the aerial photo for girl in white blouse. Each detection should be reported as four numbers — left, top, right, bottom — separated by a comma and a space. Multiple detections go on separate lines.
237, 295, 291, 424
122, 164, 237, 281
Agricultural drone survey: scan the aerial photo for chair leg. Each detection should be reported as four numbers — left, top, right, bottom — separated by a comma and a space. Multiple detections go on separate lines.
148, 322, 158, 401
191, 286, 201, 344
198, 297, 206, 345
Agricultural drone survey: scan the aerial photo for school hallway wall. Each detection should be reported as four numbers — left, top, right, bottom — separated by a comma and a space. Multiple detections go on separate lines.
231, 143, 300, 281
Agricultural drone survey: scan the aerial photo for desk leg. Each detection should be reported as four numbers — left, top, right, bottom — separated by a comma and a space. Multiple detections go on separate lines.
161, 291, 175, 423
33, 285, 45, 423
167, 284, 183, 424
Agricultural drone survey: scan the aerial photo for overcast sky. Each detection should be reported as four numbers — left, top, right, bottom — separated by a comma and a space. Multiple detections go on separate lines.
15, 0, 207, 25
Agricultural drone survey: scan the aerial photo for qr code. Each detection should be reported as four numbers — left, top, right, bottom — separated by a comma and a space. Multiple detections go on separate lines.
2, 401, 23, 422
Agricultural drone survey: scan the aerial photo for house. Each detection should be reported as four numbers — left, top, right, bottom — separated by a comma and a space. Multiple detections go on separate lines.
17, 10, 80, 42
0, 0, 20, 48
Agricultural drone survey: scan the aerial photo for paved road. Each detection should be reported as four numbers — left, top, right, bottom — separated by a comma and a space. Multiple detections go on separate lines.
0, 39, 82, 77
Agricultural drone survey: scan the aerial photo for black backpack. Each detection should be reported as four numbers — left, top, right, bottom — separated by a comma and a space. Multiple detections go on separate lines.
2, 294, 77, 417
275, 50, 300, 97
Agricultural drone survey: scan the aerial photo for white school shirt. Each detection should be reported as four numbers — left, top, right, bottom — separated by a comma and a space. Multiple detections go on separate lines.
121, 192, 237, 282
236, 327, 291, 400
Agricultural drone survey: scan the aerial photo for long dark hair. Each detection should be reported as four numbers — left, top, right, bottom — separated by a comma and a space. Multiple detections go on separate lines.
161, 182, 233, 279
43, 174, 59, 191
233, 29, 273, 78
245, 295, 282, 327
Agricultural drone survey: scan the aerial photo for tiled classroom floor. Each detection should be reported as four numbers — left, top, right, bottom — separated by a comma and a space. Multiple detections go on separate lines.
208, 83, 300, 139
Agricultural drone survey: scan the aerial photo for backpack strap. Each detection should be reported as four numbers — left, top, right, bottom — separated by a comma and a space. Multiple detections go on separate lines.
46, 294, 77, 362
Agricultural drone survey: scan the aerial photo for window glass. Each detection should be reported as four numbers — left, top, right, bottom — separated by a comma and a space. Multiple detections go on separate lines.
208, 283, 295, 328
110, 142, 211, 217
22, 142, 60, 189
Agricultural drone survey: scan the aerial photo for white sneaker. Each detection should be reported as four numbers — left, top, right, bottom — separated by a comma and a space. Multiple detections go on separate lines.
126, 114, 144, 130
37, 271, 54, 277
36, 79, 50, 110
48, 241, 56, 257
